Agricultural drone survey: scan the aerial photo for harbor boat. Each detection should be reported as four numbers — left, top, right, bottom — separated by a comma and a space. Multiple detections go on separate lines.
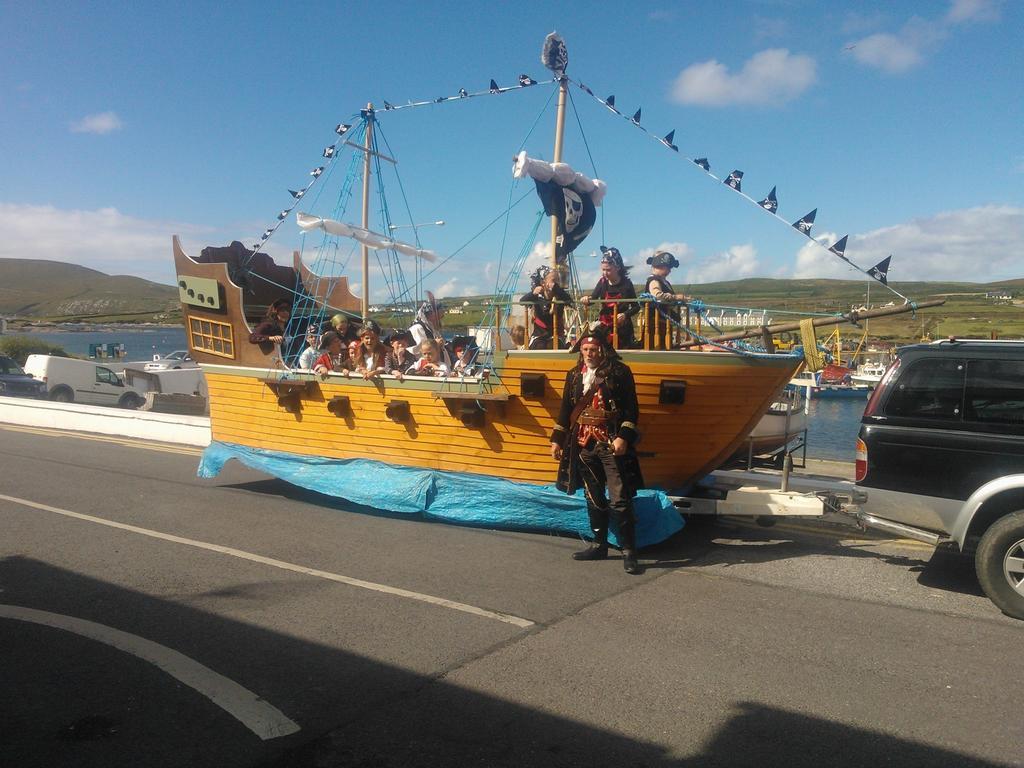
787, 368, 871, 399
849, 360, 888, 389
175, 34, 926, 534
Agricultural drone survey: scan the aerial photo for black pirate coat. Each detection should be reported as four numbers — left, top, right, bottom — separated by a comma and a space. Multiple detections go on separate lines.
520, 284, 573, 349
550, 356, 644, 496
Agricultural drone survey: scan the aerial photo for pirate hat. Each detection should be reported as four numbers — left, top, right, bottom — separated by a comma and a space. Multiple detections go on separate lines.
599, 245, 630, 273
360, 319, 382, 337
568, 321, 614, 354
529, 265, 552, 288
449, 334, 478, 353
384, 329, 414, 345
647, 250, 680, 269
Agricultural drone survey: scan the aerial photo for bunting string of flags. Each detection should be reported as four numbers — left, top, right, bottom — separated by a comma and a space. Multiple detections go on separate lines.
247, 65, 902, 303
247, 74, 557, 263
564, 75, 908, 302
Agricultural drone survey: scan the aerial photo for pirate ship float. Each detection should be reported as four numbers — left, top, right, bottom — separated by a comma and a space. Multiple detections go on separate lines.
177, 34, 931, 532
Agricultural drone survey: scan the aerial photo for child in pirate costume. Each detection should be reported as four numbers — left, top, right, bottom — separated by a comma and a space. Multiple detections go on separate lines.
519, 265, 573, 350
581, 246, 639, 349
355, 320, 389, 380
644, 250, 690, 350
549, 324, 644, 574
384, 329, 417, 380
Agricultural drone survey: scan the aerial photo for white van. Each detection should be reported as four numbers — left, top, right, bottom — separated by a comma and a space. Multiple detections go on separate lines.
23, 355, 146, 409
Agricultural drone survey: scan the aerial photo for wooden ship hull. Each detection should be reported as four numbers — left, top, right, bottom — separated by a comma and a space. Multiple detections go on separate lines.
175, 237, 802, 494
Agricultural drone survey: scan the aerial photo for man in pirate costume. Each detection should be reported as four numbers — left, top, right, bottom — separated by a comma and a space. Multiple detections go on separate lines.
550, 324, 644, 574
644, 251, 690, 350
519, 265, 574, 349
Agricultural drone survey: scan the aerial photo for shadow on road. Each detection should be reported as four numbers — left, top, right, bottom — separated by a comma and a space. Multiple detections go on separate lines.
0, 555, 1012, 768
218, 477, 991, 601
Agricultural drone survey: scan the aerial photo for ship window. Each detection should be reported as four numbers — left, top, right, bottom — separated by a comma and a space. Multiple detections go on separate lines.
190, 317, 235, 359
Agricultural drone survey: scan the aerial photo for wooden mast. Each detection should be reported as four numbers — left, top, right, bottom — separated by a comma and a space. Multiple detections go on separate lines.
361, 103, 373, 319
549, 79, 568, 272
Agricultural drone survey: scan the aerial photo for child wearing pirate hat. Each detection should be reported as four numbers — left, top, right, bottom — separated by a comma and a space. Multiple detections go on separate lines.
520, 265, 574, 350
581, 246, 640, 349
644, 250, 691, 349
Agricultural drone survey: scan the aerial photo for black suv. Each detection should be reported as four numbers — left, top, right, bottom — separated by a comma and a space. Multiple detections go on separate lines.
0, 355, 47, 399
856, 339, 1024, 619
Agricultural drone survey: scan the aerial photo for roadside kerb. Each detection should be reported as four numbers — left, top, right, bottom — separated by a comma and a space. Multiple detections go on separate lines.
0, 396, 210, 447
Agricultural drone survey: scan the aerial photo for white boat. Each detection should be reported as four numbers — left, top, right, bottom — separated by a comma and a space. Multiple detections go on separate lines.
850, 360, 888, 388
733, 388, 808, 463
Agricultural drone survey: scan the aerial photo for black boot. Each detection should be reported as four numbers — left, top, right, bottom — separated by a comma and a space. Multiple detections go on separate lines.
572, 543, 609, 561
622, 550, 641, 575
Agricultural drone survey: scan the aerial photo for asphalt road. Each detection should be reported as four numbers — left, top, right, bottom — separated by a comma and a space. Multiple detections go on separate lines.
1, 424, 1021, 768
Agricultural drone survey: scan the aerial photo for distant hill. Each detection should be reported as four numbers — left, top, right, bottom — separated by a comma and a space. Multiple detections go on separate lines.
0, 259, 179, 321
2, 258, 1021, 341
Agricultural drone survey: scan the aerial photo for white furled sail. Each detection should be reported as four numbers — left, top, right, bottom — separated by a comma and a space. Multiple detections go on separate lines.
512, 151, 607, 206
296, 213, 437, 262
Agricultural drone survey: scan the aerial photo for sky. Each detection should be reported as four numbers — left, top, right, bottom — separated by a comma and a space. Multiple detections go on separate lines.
1, 0, 1022, 305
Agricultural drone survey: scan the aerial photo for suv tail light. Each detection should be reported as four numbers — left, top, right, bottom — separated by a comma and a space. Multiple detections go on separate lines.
863, 357, 900, 417
855, 438, 867, 482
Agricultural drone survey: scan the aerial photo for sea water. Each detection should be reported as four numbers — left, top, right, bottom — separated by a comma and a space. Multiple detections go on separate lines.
6, 327, 188, 361
804, 397, 865, 462
5, 327, 864, 461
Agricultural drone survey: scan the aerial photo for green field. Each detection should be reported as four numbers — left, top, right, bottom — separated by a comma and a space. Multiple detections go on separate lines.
3, 258, 1020, 345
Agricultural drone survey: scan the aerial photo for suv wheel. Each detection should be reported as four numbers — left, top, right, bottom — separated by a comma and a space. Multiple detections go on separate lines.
975, 510, 1024, 620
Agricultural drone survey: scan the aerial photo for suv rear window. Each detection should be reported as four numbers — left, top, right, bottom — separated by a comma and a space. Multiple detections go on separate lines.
884, 358, 964, 420
965, 359, 1024, 425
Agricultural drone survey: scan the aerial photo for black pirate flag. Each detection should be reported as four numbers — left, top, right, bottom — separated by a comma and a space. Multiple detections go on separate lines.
533, 179, 597, 265
867, 255, 891, 285
792, 209, 816, 235
758, 186, 778, 213
724, 170, 743, 191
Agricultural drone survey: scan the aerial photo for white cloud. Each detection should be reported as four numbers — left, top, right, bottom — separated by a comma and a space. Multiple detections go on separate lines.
792, 206, 1024, 282
523, 240, 550, 276
70, 111, 123, 135
849, 32, 926, 73
669, 49, 817, 107
685, 243, 760, 284
946, 0, 1001, 24
848, 2, 1000, 74
0, 202, 224, 283
793, 232, 863, 279
633, 241, 694, 266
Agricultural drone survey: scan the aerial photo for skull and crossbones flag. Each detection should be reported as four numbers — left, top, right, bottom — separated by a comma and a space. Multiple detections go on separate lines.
541, 32, 568, 75
792, 209, 816, 235
724, 170, 743, 191
867, 255, 891, 285
758, 186, 778, 213
828, 235, 850, 262
694, 158, 710, 172
533, 179, 597, 265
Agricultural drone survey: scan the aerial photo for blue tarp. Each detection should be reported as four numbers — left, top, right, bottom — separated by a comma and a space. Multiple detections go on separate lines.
199, 441, 684, 547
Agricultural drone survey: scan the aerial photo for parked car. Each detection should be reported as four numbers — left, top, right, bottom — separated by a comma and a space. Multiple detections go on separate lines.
855, 339, 1024, 619
0, 355, 48, 399
144, 350, 197, 372
23, 354, 146, 409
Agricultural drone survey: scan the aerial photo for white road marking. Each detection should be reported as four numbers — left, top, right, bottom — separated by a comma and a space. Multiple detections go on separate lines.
0, 424, 203, 455
0, 492, 535, 629
0, 604, 300, 741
